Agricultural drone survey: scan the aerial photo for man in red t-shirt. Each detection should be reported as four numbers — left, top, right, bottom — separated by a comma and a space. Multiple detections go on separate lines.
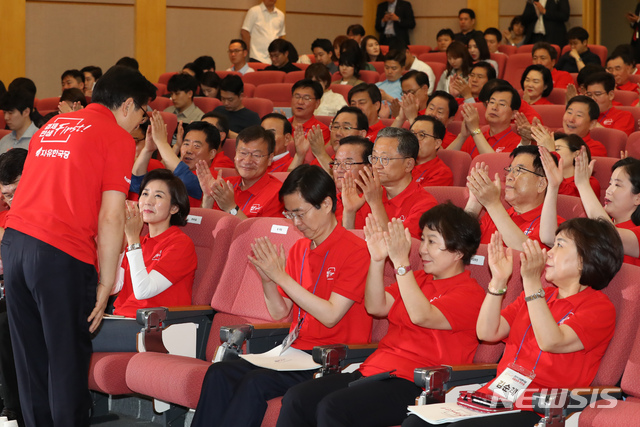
532, 42, 575, 89
466, 145, 562, 249
198, 125, 284, 219
410, 116, 453, 186
202, 111, 236, 169
288, 79, 330, 143
342, 127, 437, 238
585, 72, 635, 136
348, 83, 386, 142
423, 91, 459, 148
606, 51, 639, 93
332, 135, 373, 224
562, 96, 607, 157
2, 66, 156, 426
261, 113, 295, 173
448, 84, 523, 158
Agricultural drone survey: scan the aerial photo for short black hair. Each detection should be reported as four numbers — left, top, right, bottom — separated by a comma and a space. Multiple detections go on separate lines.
472, 61, 497, 81
261, 112, 293, 135
202, 110, 230, 140
8, 78, 36, 97
510, 145, 557, 176
437, 28, 455, 39
115, 56, 139, 70
280, 164, 337, 212
200, 71, 221, 89
311, 38, 333, 53
376, 127, 419, 160
419, 202, 481, 265
484, 27, 502, 43
229, 39, 248, 51
61, 69, 83, 84
0, 148, 27, 185
139, 168, 190, 227
487, 83, 521, 110
478, 78, 511, 102
555, 218, 623, 290
348, 83, 382, 107
184, 120, 221, 151
567, 26, 589, 42
458, 8, 476, 19
268, 38, 289, 54
612, 157, 640, 225
607, 51, 634, 67
401, 70, 430, 89
193, 55, 216, 72
219, 74, 244, 96
167, 73, 199, 100
338, 136, 373, 164
509, 16, 523, 32
384, 49, 406, 67
91, 65, 157, 111
584, 71, 616, 93
0, 89, 34, 114
347, 24, 365, 37
412, 115, 446, 141
554, 132, 592, 163
182, 63, 201, 81
80, 66, 103, 81
576, 63, 606, 87
532, 42, 557, 61
291, 79, 324, 101
521, 64, 553, 97
236, 124, 276, 155
60, 88, 88, 107
566, 95, 600, 121
305, 63, 332, 89
427, 91, 458, 118
334, 106, 369, 131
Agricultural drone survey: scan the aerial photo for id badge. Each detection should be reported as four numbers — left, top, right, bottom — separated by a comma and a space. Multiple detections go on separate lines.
488, 362, 535, 402
279, 321, 301, 355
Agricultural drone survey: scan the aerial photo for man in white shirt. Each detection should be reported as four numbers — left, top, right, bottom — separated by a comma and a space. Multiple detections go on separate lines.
241, 0, 286, 64
403, 47, 436, 95
226, 39, 255, 75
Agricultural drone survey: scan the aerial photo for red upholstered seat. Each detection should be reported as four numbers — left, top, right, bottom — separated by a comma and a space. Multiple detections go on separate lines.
437, 150, 472, 187
243, 97, 274, 118
532, 104, 565, 128
418, 52, 447, 65
243, 70, 286, 86
408, 45, 431, 57
590, 127, 627, 158
626, 131, 640, 158
254, 83, 295, 107
148, 97, 173, 111
591, 156, 617, 203
35, 97, 60, 111
158, 72, 178, 85
193, 97, 221, 114
283, 70, 306, 84
89, 353, 137, 395
425, 186, 468, 208
503, 54, 533, 89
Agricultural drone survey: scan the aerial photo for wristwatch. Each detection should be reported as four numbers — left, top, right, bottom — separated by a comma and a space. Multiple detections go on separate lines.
471, 128, 482, 135
394, 265, 412, 276
228, 205, 239, 216
127, 243, 141, 252
525, 288, 545, 302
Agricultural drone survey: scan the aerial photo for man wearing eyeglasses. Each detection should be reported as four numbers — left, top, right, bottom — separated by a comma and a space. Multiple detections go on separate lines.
289, 79, 331, 144
332, 136, 373, 224
410, 116, 453, 186
447, 84, 523, 159
342, 127, 436, 238
584, 72, 634, 136
465, 145, 562, 249
197, 125, 284, 219
226, 39, 255, 75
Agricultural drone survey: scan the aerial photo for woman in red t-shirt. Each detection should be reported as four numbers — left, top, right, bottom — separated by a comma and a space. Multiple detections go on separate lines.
276, 202, 486, 427
520, 65, 554, 106
402, 218, 623, 427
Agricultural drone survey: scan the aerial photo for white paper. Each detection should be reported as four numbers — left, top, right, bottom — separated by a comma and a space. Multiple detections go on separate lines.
240, 344, 321, 371
271, 224, 289, 235
407, 402, 520, 425
186, 215, 202, 224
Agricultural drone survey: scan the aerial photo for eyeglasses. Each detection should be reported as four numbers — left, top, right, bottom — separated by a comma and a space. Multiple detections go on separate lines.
282, 206, 313, 221
401, 88, 422, 96
503, 166, 544, 178
133, 100, 150, 124
330, 124, 357, 132
237, 150, 269, 160
228, 49, 244, 54
411, 131, 436, 141
368, 155, 409, 166
585, 91, 608, 98
329, 161, 366, 170
292, 94, 316, 102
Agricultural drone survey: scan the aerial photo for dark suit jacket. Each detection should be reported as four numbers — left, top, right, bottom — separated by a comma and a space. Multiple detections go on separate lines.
522, 0, 570, 47
375, 0, 416, 47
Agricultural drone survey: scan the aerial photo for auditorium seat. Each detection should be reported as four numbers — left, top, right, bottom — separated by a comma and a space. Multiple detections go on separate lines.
254, 83, 295, 108
490, 53, 507, 79
369, 61, 385, 74
590, 127, 627, 158
243, 97, 275, 118
153, 83, 167, 97
35, 97, 60, 111
425, 186, 468, 208
158, 72, 178, 86
158, 111, 178, 140
613, 89, 638, 106
426, 62, 446, 88
283, 70, 306, 84
148, 97, 173, 111
453, 102, 487, 125
617, 106, 640, 133
497, 45, 517, 56
243, 71, 286, 86
546, 87, 567, 105
248, 63, 270, 71
358, 70, 381, 84
244, 83, 256, 98
531, 104, 565, 128
330, 84, 353, 103
408, 45, 431, 57
502, 54, 533, 89
556, 194, 586, 219
215, 71, 242, 79
418, 52, 447, 65
193, 97, 221, 114
591, 156, 617, 203
626, 131, 640, 159
437, 150, 472, 187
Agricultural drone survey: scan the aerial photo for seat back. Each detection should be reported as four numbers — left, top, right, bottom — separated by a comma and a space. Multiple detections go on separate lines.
490, 53, 507, 79
497, 45, 517, 56
153, 83, 167, 97
269, 172, 290, 182
215, 71, 242, 80
243, 70, 286, 86
616, 106, 640, 132
503, 54, 533, 89
330, 84, 353, 103
183, 208, 242, 305
437, 150, 472, 187
254, 83, 295, 107
293, 63, 309, 71
613, 90, 638, 106
159, 111, 178, 140
454, 102, 487, 125
315, 115, 333, 127
531, 105, 565, 128
418, 52, 447, 65
590, 127, 627, 158
556, 194, 586, 219
426, 62, 447, 88
158, 72, 178, 85
467, 244, 524, 363
591, 156, 617, 203
424, 186, 468, 208
369, 61, 385, 74
243, 97, 275, 119
409, 45, 431, 57
359, 70, 381, 84
626, 131, 640, 159
193, 97, 221, 114
283, 70, 306, 84
36, 97, 60, 111
222, 138, 237, 161
248, 63, 270, 71
149, 97, 173, 111
546, 88, 567, 105
592, 263, 640, 386
244, 83, 256, 98
207, 217, 304, 360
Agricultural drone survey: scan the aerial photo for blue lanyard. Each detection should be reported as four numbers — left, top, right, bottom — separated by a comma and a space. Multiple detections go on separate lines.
598, 109, 611, 125
297, 248, 330, 326
470, 129, 513, 156
513, 293, 573, 372
524, 215, 541, 236
232, 181, 254, 211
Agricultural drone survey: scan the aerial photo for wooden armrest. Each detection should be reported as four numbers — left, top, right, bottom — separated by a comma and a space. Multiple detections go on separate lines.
253, 322, 291, 330
345, 343, 379, 350
449, 363, 498, 372
167, 305, 212, 312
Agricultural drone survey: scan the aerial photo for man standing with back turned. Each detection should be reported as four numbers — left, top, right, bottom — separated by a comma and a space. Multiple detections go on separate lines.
2, 65, 156, 427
